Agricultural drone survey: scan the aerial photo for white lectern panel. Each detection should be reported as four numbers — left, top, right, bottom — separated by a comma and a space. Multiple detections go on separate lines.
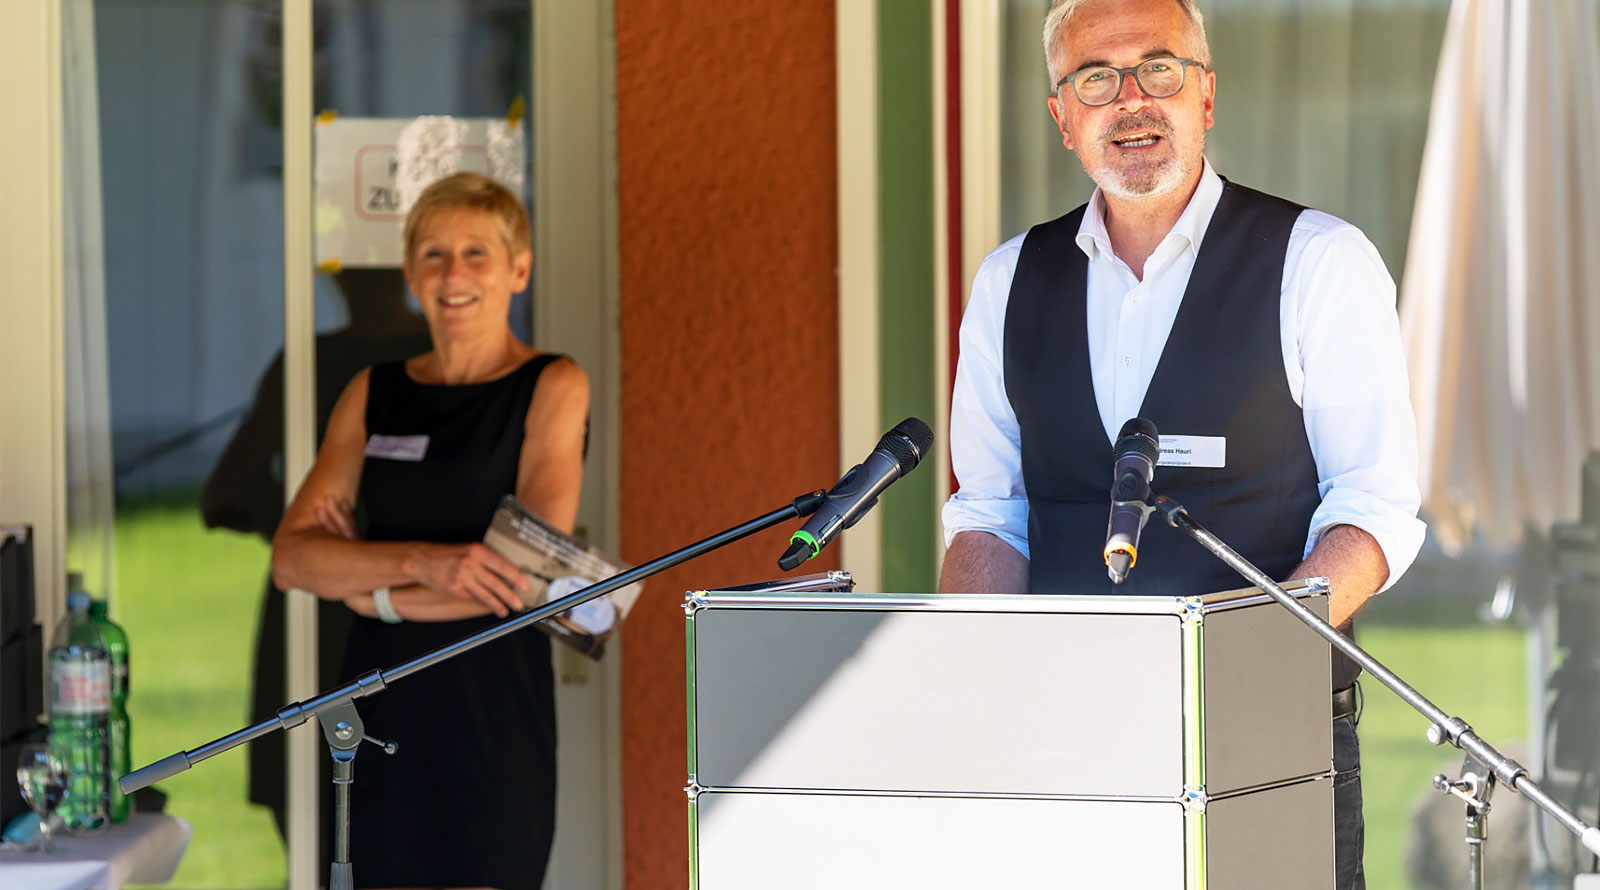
693, 608, 1183, 796
695, 792, 1185, 890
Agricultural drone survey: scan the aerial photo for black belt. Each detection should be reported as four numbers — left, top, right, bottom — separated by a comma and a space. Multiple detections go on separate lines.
1332, 683, 1358, 722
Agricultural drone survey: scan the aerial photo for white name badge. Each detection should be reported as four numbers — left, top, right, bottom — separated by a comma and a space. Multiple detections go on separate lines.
1158, 435, 1226, 468
365, 434, 429, 461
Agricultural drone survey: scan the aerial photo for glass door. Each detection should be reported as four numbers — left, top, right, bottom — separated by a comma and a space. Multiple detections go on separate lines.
62, 1, 617, 887
64, 1, 293, 885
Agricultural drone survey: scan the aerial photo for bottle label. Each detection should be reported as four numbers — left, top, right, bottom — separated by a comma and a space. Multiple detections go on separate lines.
51, 660, 111, 715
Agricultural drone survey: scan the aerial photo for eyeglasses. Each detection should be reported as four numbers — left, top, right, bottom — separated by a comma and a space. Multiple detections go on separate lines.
1055, 57, 1206, 107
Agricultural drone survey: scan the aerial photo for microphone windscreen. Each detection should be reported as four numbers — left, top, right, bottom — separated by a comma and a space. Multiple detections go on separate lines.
1118, 417, 1158, 440
881, 418, 934, 474
1114, 418, 1160, 463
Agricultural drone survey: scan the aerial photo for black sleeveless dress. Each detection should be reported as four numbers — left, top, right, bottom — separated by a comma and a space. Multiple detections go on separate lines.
340, 354, 563, 890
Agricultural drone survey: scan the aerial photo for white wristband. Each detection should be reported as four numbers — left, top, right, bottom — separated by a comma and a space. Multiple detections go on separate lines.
372, 587, 403, 624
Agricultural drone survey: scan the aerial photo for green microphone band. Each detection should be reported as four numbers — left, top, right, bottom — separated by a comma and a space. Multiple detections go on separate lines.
789, 529, 820, 559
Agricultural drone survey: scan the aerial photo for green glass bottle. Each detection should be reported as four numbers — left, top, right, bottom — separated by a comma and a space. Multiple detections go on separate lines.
48, 584, 110, 832
88, 598, 131, 823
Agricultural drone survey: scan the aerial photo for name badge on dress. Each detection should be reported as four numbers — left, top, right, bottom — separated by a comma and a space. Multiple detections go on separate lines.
1158, 435, 1225, 468
365, 434, 429, 461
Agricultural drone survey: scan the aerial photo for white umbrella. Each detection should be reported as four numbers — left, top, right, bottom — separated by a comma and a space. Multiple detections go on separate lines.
1400, 0, 1600, 554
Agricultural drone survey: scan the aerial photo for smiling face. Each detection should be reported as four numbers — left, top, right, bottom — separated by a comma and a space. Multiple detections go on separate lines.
402, 207, 531, 344
1045, 0, 1214, 202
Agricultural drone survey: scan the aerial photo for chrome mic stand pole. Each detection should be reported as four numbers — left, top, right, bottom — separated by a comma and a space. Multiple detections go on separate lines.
316, 699, 396, 890
1152, 494, 1600, 889
120, 490, 827, 890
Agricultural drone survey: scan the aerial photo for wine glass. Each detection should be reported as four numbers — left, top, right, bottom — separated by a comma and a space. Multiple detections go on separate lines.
15, 744, 69, 852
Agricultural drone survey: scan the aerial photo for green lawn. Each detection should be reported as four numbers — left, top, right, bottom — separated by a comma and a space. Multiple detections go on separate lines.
114, 497, 286, 888
1356, 620, 1531, 890
104, 498, 1537, 888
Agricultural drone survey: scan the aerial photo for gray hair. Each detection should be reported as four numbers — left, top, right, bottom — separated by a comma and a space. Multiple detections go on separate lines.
1043, 0, 1211, 86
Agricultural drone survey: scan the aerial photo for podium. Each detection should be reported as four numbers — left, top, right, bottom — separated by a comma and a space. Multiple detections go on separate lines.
684, 581, 1335, 889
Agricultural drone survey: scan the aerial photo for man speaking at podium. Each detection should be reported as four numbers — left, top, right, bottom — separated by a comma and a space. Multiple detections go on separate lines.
938, 1, 1425, 887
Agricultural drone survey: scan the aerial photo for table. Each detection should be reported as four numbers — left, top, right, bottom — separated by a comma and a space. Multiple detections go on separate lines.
0, 813, 192, 890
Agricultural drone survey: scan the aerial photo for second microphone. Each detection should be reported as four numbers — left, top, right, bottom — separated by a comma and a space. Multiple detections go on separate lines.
778, 418, 935, 570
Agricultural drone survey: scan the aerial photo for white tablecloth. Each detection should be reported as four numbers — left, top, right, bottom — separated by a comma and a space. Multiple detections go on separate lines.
0, 813, 192, 890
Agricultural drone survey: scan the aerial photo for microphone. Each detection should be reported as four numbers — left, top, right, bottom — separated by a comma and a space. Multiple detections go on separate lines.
1105, 418, 1159, 584
778, 418, 935, 571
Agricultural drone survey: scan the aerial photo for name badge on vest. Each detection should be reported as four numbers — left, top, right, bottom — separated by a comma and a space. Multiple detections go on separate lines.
1158, 435, 1225, 468
365, 434, 429, 461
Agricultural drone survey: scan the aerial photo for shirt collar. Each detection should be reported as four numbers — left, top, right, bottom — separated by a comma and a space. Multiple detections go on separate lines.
1074, 157, 1224, 264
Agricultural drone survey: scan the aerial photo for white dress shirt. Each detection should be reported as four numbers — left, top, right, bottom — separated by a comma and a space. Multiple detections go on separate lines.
942, 159, 1426, 590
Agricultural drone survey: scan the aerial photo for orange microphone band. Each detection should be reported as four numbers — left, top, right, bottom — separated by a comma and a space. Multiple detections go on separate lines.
1104, 542, 1137, 567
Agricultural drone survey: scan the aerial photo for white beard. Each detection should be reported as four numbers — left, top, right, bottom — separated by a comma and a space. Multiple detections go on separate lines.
1087, 153, 1192, 201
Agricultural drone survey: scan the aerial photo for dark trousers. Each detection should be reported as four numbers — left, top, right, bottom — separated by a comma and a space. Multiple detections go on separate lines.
1334, 713, 1365, 890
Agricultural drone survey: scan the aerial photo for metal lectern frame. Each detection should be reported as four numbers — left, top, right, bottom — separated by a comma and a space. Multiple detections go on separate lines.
684, 581, 1336, 889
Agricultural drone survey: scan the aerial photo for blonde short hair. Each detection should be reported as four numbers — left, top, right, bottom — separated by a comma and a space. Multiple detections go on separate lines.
1042, 0, 1210, 86
402, 172, 530, 261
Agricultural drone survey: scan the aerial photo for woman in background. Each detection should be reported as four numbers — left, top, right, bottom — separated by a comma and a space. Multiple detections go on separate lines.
201, 267, 431, 859
272, 172, 587, 890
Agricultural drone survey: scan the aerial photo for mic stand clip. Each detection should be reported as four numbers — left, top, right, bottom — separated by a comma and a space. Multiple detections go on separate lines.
1110, 470, 1156, 515
1106, 470, 1156, 584
1432, 753, 1496, 889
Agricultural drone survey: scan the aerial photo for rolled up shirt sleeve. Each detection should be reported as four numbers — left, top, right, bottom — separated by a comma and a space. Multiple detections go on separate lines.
1285, 217, 1427, 590
942, 237, 1031, 559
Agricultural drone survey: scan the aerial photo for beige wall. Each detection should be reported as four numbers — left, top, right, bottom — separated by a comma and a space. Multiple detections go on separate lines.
0, 0, 66, 632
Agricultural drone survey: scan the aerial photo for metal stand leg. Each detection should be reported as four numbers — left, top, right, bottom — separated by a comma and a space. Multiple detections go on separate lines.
329, 745, 355, 890
317, 701, 398, 890
1433, 753, 1497, 890
1467, 803, 1487, 889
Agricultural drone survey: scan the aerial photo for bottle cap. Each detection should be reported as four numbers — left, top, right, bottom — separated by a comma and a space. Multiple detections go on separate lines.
68, 570, 84, 591
67, 590, 91, 612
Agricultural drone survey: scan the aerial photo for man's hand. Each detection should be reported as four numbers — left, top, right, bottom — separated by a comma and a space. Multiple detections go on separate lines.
1287, 524, 1389, 630
939, 531, 1029, 594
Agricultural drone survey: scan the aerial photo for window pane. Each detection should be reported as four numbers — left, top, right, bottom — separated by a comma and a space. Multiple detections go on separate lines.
65, 2, 537, 886
313, 0, 534, 340
65, 0, 289, 886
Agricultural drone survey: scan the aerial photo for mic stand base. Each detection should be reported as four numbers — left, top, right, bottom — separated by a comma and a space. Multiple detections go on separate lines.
1151, 494, 1600, 879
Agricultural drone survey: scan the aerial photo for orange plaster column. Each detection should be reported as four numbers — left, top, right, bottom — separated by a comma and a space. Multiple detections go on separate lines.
614, 3, 838, 887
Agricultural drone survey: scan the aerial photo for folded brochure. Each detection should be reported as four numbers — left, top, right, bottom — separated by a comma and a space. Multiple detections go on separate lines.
482, 494, 642, 660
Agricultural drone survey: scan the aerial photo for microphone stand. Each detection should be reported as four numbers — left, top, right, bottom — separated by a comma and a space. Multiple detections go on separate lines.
1150, 494, 1600, 890
119, 490, 826, 890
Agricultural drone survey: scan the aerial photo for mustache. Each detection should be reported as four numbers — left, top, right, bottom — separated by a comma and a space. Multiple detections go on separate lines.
1100, 111, 1172, 143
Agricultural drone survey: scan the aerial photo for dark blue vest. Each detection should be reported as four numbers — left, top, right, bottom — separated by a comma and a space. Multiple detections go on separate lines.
1002, 181, 1322, 601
